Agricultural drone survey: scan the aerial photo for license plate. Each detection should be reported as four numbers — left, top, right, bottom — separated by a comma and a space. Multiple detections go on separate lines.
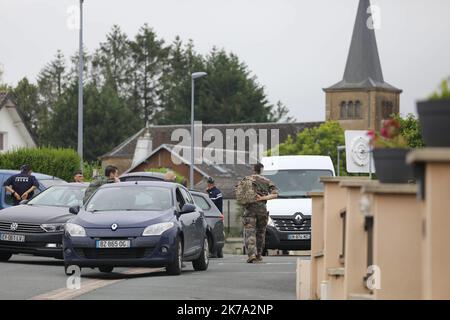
0, 233, 26, 242
287, 234, 311, 240
96, 240, 131, 249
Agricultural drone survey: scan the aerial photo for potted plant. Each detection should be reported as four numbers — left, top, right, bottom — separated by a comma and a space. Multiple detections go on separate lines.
368, 119, 415, 184
417, 78, 450, 147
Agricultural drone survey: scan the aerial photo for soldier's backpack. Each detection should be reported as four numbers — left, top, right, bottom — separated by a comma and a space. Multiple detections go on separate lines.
235, 176, 258, 206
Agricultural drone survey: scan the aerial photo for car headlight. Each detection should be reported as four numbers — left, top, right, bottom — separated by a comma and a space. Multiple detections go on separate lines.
142, 222, 174, 236
267, 216, 275, 227
65, 223, 86, 237
41, 223, 65, 233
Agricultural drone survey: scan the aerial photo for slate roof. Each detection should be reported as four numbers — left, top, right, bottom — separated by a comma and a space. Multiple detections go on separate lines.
325, 0, 401, 92
100, 122, 322, 160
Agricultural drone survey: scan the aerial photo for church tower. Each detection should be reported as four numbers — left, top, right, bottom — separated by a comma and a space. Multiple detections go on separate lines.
324, 0, 402, 131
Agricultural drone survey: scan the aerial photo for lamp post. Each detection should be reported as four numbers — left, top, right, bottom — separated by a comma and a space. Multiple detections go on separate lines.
337, 145, 345, 176
190, 72, 207, 189
77, 0, 84, 171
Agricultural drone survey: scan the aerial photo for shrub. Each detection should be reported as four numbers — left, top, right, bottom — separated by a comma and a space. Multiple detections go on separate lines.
0, 147, 80, 182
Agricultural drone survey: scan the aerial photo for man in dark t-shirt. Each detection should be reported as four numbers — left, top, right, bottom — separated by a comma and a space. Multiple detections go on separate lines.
3, 165, 39, 206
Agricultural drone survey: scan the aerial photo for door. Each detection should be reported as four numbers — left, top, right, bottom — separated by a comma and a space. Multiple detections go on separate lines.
180, 188, 203, 252
175, 188, 194, 256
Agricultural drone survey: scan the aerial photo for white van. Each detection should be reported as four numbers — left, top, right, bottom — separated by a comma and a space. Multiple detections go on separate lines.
260, 155, 335, 252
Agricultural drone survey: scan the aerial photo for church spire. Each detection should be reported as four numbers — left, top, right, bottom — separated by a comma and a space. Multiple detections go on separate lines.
326, 0, 400, 92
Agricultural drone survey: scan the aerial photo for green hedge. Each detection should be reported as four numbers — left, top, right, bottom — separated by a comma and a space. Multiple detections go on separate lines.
0, 147, 80, 182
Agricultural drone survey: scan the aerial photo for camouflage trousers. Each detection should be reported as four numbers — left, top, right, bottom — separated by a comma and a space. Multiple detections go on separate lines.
242, 202, 268, 257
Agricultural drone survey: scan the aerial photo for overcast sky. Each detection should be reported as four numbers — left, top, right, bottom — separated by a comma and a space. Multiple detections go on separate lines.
1, 0, 450, 122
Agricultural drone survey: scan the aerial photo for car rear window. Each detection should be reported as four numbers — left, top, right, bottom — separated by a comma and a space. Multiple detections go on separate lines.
87, 186, 173, 212
192, 194, 211, 211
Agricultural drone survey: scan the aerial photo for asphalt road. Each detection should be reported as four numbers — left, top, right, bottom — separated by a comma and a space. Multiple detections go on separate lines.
0, 254, 305, 300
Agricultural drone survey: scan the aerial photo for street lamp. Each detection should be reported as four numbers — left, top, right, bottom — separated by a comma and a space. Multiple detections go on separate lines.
190, 72, 207, 189
77, 0, 84, 171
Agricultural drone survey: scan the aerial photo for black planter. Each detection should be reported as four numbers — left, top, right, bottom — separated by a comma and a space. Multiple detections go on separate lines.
417, 99, 450, 147
373, 148, 415, 184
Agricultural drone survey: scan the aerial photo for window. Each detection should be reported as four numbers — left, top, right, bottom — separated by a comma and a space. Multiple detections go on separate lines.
0, 133, 4, 151
339, 101, 362, 119
355, 101, 362, 118
180, 188, 194, 205
381, 101, 394, 119
192, 194, 211, 211
340, 102, 347, 119
347, 101, 355, 119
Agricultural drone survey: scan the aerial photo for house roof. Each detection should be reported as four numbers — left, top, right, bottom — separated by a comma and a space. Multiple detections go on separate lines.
127, 143, 256, 198
100, 122, 322, 160
325, 0, 401, 93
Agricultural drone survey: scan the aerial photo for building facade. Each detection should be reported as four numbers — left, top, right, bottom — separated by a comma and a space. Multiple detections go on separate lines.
0, 93, 36, 153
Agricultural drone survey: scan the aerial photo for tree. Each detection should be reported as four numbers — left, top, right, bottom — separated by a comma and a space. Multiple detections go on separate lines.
91, 25, 133, 97
129, 24, 169, 124
37, 50, 67, 100
12, 78, 42, 139
155, 37, 204, 124
44, 79, 141, 162
273, 121, 346, 174
83, 81, 141, 160
157, 47, 291, 124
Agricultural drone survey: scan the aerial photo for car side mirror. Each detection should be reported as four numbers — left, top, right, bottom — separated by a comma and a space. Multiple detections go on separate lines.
69, 205, 80, 215
180, 203, 196, 214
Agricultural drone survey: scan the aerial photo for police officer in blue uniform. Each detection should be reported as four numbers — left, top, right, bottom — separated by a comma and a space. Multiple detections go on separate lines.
206, 177, 223, 213
3, 164, 39, 206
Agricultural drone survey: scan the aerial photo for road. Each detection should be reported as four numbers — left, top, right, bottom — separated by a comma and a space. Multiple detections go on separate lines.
0, 254, 305, 300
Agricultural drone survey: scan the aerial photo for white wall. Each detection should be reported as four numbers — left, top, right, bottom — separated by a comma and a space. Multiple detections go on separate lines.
0, 107, 34, 152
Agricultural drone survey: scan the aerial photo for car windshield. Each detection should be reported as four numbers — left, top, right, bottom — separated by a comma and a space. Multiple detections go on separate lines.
86, 186, 173, 212
262, 170, 333, 198
28, 186, 86, 207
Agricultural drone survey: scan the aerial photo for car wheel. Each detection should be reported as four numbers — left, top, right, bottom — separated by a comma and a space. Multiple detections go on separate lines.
99, 266, 114, 273
216, 247, 224, 258
0, 252, 12, 262
166, 236, 182, 276
192, 237, 209, 271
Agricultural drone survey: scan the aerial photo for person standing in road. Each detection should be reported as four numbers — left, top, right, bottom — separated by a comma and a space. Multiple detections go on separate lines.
3, 164, 39, 206
73, 170, 85, 183
206, 177, 223, 213
83, 165, 120, 203
242, 163, 278, 263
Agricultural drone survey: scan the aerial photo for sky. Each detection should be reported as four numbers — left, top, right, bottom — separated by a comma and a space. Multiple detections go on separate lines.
1, 0, 450, 122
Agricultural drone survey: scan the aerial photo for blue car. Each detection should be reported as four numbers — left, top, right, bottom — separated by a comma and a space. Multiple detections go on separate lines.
0, 170, 66, 210
63, 181, 209, 276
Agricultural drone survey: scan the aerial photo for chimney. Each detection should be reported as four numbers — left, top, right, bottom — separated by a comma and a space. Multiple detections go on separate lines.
131, 129, 153, 167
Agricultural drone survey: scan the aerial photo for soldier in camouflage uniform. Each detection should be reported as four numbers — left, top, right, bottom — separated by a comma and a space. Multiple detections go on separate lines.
242, 163, 278, 263
83, 165, 120, 203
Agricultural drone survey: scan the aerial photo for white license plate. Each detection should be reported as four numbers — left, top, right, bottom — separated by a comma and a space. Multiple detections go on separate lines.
287, 234, 311, 240
96, 240, 131, 249
0, 233, 26, 242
